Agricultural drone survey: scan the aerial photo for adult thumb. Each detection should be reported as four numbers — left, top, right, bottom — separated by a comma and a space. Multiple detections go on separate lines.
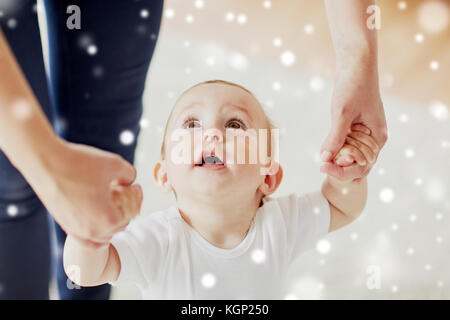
320, 116, 352, 162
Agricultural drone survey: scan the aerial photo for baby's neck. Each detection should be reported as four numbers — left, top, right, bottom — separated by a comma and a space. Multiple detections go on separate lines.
176, 195, 261, 249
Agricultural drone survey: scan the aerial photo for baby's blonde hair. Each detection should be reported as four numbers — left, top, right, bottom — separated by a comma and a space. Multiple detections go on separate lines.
160, 80, 276, 160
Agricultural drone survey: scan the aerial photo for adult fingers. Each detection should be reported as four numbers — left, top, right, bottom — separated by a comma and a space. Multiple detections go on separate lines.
112, 157, 137, 185
351, 123, 371, 135
123, 184, 143, 220
346, 135, 377, 164
348, 131, 379, 154
112, 184, 142, 220
320, 115, 353, 162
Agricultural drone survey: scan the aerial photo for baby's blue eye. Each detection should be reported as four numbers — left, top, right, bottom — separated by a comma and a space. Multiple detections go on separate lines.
226, 120, 244, 129
184, 119, 201, 129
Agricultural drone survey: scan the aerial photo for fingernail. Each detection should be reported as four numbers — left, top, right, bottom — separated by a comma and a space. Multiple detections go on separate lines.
360, 160, 366, 166
320, 151, 332, 161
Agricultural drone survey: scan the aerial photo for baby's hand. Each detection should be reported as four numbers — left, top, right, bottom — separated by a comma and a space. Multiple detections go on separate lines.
327, 123, 380, 182
110, 181, 143, 231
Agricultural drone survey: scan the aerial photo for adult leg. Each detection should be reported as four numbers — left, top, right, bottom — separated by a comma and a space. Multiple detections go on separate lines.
43, 0, 164, 300
0, 0, 54, 299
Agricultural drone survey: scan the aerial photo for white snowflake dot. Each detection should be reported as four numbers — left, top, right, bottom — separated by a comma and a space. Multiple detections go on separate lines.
399, 113, 409, 123
429, 101, 448, 121
120, 130, 135, 146
316, 239, 331, 255
201, 273, 216, 288
185, 14, 194, 23
263, 1, 272, 9
404, 148, 415, 158
205, 56, 216, 67
309, 76, 325, 92
87, 44, 98, 56
229, 52, 249, 71
11, 99, 32, 121
165, 8, 175, 19
415, 33, 424, 43
140, 118, 149, 128
237, 14, 247, 25
7, 204, 19, 217
272, 81, 281, 91
272, 37, 282, 47
429, 60, 439, 70
225, 12, 235, 22
7, 19, 18, 29
251, 249, 266, 264
398, 1, 407, 10
304, 24, 314, 34
280, 50, 296, 67
140, 9, 149, 19
379, 187, 395, 203
194, 0, 204, 9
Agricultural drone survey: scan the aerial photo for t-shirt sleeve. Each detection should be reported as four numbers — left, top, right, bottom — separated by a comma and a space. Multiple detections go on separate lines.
108, 214, 169, 289
273, 190, 330, 265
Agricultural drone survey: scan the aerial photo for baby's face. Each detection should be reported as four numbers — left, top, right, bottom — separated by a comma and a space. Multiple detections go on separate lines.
161, 83, 272, 202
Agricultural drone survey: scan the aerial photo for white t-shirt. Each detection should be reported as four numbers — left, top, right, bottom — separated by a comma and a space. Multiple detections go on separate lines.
110, 191, 330, 299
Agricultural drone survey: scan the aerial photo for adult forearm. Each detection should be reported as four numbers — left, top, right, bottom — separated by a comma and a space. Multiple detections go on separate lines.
322, 175, 367, 220
0, 29, 62, 183
325, 0, 378, 66
63, 235, 111, 287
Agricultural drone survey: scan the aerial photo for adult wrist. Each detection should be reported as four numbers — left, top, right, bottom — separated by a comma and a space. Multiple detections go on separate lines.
335, 38, 377, 68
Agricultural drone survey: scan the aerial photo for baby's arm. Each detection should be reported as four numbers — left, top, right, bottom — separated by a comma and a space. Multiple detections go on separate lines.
63, 183, 142, 286
321, 124, 379, 232
64, 236, 120, 286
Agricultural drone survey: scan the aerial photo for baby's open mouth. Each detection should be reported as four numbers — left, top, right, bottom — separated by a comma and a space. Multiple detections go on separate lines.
195, 153, 225, 167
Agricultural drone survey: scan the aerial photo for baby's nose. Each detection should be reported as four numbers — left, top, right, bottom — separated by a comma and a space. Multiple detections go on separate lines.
203, 128, 223, 143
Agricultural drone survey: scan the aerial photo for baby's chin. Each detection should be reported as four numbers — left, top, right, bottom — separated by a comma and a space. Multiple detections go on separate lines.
178, 175, 248, 198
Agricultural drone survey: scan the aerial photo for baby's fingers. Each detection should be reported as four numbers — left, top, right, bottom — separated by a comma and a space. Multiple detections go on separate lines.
345, 134, 378, 164
336, 144, 367, 166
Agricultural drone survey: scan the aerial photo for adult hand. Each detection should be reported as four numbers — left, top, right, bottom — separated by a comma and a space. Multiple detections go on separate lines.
320, 56, 387, 180
34, 139, 142, 248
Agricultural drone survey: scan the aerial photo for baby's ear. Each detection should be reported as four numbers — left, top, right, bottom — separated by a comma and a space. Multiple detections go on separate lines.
153, 160, 172, 193
258, 162, 283, 196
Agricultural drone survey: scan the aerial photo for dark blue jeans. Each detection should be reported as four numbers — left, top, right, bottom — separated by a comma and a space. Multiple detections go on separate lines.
0, 0, 163, 299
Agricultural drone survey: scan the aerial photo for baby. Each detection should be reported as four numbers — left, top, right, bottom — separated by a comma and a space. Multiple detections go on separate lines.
63, 80, 380, 299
